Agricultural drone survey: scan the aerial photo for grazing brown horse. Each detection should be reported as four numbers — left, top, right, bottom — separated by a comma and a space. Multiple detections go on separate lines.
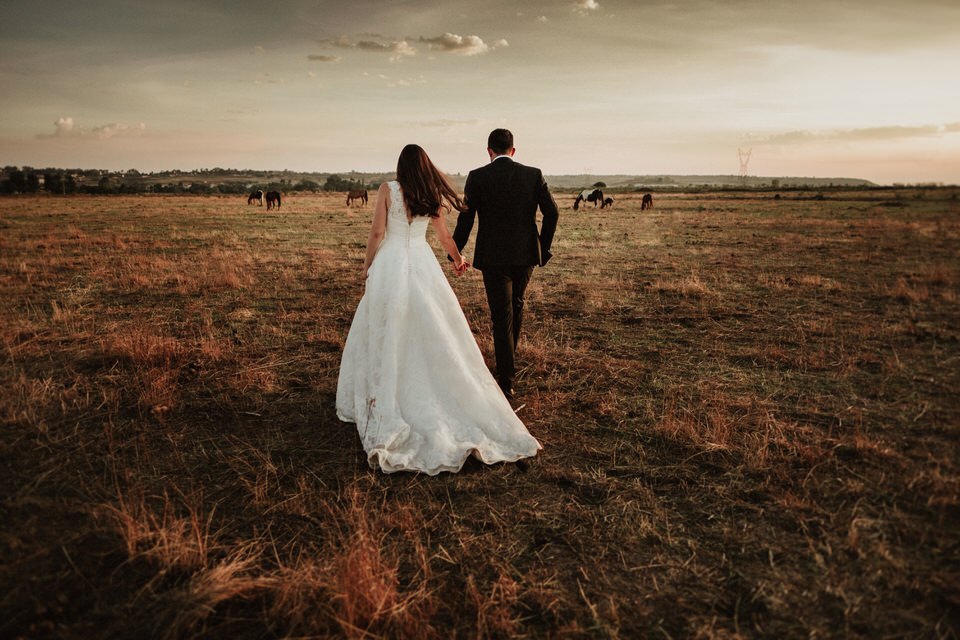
266, 191, 281, 210
641, 193, 654, 210
247, 190, 263, 205
346, 189, 368, 206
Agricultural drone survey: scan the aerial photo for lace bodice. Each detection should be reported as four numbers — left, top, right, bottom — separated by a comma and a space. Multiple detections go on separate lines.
385, 181, 429, 245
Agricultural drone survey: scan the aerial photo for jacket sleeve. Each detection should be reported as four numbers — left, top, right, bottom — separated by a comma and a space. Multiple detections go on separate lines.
453, 171, 478, 253
536, 171, 559, 265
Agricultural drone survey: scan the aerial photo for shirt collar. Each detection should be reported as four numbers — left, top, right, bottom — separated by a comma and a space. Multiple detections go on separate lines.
492, 154, 514, 162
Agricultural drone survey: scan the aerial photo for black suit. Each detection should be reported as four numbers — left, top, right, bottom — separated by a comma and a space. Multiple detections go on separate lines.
453, 156, 559, 393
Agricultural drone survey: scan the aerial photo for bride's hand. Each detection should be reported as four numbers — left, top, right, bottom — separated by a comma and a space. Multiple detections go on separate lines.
455, 258, 471, 275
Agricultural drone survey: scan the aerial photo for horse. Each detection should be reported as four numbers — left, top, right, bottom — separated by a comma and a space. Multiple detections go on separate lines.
247, 190, 263, 205
266, 191, 281, 210
641, 193, 654, 210
346, 189, 368, 206
573, 189, 603, 210
601, 197, 614, 209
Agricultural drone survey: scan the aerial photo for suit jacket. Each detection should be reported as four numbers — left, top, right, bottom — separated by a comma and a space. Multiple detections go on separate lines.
453, 157, 559, 270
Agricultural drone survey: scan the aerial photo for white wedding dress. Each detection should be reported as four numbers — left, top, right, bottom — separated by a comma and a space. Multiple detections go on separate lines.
336, 181, 541, 475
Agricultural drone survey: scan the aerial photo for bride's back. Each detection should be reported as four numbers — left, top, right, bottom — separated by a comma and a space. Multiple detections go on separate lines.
384, 181, 429, 244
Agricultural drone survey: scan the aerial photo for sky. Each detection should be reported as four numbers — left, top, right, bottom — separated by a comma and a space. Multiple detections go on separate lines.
1, 0, 958, 184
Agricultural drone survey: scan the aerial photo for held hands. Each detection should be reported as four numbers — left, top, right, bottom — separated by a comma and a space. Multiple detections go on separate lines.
453, 256, 471, 276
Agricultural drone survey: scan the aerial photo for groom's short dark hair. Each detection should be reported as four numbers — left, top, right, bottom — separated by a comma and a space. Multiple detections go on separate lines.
487, 129, 513, 155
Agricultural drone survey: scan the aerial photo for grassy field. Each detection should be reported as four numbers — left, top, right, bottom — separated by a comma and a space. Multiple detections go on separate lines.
1, 189, 958, 638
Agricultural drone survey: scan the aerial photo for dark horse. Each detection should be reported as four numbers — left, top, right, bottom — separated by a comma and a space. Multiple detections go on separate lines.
573, 189, 603, 210
641, 193, 654, 210
266, 191, 281, 210
601, 197, 614, 209
247, 190, 263, 205
346, 189, 368, 206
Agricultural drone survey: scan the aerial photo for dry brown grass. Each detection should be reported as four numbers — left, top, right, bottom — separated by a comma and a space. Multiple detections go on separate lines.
322, 486, 437, 638
650, 271, 712, 297
1, 190, 958, 638
103, 486, 216, 574
886, 276, 931, 303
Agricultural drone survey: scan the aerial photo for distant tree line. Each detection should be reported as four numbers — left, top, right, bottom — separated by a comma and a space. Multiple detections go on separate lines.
0, 166, 379, 195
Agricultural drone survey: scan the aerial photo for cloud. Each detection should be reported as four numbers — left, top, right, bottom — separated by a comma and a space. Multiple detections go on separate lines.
321, 33, 505, 60
386, 41, 417, 62
40, 117, 145, 140
537, 15, 548, 23
307, 54, 341, 62
323, 36, 416, 62
355, 40, 398, 52
375, 73, 427, 89
54, 117, 74, 136
91, 123, 146, 139
574, 0, 600, 14
417, 33, 507, 56
748, 123, 960, 144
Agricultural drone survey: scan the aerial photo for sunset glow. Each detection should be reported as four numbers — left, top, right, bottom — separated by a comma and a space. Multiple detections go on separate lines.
1, 0, 957, 183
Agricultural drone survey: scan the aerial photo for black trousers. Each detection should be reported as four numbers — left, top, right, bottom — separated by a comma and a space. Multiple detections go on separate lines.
481, 265, 534, 390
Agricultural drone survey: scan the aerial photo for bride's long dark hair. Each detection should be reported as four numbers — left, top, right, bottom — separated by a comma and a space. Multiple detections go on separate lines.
396, 144, 467, 217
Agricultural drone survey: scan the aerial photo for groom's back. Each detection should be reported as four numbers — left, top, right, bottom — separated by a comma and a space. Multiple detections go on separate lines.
475, 160, 539, 215
457, 158, 557, 269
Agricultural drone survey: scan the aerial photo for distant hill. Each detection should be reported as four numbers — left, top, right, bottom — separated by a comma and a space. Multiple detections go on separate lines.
248, 172, 873, 191
539, 174, 876, 190
304, 172, 875, 191
1, 165, 878, 195
301, 173, 876, 191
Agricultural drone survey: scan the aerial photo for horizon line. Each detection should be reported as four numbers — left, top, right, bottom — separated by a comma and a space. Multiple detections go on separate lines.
5, 164, 958, 187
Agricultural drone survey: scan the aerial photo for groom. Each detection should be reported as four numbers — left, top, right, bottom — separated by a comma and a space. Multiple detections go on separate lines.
453, 129, 559, 399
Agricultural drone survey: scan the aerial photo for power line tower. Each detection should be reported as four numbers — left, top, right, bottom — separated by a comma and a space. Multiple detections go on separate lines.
738, 147, 752, 186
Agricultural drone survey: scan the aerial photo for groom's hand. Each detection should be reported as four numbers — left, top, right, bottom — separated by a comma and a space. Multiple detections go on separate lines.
453, 258, 471, 276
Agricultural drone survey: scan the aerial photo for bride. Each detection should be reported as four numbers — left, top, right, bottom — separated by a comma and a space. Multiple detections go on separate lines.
336, 144, 541, 475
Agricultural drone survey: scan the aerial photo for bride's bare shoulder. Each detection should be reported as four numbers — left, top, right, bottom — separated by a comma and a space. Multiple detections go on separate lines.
377, 181, 392, 207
